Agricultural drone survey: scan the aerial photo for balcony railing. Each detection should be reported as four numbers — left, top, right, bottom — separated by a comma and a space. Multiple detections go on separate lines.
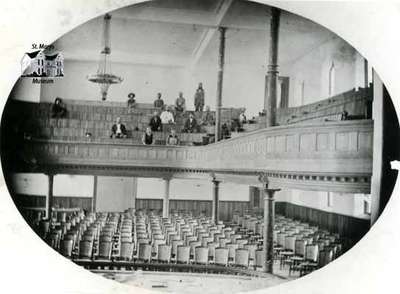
23, 120, 373, 193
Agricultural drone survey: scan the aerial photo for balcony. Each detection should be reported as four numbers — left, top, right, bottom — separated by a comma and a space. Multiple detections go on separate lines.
21, 119, 373, 193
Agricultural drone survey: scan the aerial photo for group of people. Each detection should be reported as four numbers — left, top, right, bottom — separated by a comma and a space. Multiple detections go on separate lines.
141, 127, 179, 146
151, 83, 205, 113
109, 110, 201, 145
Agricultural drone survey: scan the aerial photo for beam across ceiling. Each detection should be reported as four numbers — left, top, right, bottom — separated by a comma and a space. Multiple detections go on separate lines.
188, 0, 233, 70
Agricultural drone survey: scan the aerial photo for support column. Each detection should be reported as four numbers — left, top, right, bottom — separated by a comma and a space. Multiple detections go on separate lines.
91, 175, 98, 213
212, 179, 220, 223
215, 27, 226, 141
370, 70, 382, 225
46, 174, 54, 220
265, 7, 281, 127
364, 58, 369, 88
163, 178, 170, 218
262, 183, 280, 274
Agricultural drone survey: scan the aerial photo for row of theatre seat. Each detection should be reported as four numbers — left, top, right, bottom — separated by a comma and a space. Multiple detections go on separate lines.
234, 214, 344, 276
38, 209, 343, 277
16, 101, 226, 138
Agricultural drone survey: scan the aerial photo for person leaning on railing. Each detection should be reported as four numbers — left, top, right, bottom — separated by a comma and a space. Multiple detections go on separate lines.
166, 129, 179, 146
142, 127, 154, 145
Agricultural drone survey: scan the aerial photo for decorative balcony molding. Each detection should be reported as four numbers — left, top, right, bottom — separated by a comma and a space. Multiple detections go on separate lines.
20, 120, 373, 193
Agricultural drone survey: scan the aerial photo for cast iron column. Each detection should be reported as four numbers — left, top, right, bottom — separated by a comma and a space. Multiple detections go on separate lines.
215, 27, 226, 141
262, 183, 280, 273
163, 178, 171, 218
265, 8, 281, 127
212, 179, 221, 223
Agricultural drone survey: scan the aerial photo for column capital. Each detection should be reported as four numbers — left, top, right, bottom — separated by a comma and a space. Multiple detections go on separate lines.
258, 173, 269, 185
218, 26, 227, 33
212, 179, 221, 185
263, 188, 281, 200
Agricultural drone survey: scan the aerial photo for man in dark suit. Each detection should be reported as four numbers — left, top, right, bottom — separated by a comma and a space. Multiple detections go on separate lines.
149, 111, 162, 132
110, 117, 127, 138
183, 113, 199, 133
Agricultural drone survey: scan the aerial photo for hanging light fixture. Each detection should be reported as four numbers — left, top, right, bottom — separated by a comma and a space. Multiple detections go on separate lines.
87, 13, 122, 101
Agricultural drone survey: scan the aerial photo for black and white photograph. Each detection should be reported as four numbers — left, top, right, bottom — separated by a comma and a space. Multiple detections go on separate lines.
0, 1, 399, 293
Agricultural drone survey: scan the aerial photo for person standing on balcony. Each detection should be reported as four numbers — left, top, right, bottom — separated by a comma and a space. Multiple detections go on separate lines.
166, 129, 179, 146
51, 97, 67, 118
142, 127, 154, 145
149, 111, 162, 132
110, 117, 127, 138
175, 92, 186, 113
194, 82, 205, 112
127, 93, 136, 113
153, 92, 164, 109
160, 106, 175, 124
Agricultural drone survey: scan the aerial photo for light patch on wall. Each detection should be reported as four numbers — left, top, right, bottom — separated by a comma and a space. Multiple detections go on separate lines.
53, 174, 93, 197
219, 183, 250, 201
136, 178, 250, 201
136, 177, 165, 199
11, 173, 48, 195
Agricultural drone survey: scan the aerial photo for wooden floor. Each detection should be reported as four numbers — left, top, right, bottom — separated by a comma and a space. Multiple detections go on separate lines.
96, 270, 286, 294
90, 260, 297, 294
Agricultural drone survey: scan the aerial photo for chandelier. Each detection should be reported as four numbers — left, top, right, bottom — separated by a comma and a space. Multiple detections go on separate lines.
87, 13, 122, 101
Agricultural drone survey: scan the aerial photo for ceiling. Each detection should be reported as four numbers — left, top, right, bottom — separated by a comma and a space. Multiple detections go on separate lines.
52, 0, 336, 69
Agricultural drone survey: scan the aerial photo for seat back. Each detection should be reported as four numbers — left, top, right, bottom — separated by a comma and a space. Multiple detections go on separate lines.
255, 250, 265, 268
158, 244, 172, 262
60, 239, 73, 257
235, 249, 249, 268
195, 247, 209, 264
176, 245, 190, 264
138, 243, 152, 262
98, 241, 112, 259
79, 240, 93, 259
277, 233, 287, 247
214, 247, 229, 266
120, 242, 134, 260
294, 239, 306, 256
318, 249, 334, 267
305, 244, 319, 262
285, 236, 296, 251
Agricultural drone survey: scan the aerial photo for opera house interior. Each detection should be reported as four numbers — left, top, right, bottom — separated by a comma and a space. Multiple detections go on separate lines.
1, 0, 399, 292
